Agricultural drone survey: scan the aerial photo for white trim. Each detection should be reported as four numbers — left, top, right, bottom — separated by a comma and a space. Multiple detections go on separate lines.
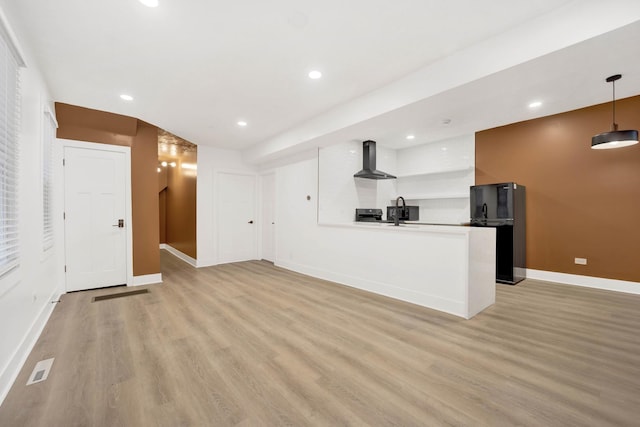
0, 6, 26, 67
43, 105, 58, 128
161, 244, 197, 267
131, 273, 162, 287
526, 269, 640, 295
258, 172, 276, 263
59, 139, 134, 288
0, 289, 60, 405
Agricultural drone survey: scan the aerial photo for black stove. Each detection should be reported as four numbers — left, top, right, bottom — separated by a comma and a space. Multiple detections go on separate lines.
355, 208, 383, 222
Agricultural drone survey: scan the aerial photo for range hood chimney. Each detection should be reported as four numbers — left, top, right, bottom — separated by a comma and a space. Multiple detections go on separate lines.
353, 140, 396, 180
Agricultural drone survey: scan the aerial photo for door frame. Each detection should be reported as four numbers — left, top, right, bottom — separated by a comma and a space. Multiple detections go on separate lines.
59, 139, 133, 288
259, 172, 276, 262
214, 170, 258, 264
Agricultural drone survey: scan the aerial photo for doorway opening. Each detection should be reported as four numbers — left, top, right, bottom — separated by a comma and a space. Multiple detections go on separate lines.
157, 129, 198, 267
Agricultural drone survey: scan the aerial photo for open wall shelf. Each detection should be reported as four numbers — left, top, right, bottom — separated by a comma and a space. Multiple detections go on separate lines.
396, 165, 473, 178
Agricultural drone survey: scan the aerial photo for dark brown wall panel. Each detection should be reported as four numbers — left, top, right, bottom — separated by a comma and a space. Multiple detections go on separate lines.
158, 167, 168, 245
476, 95, 640, 283
165, 156, 197, 259
56, 103, 138, 140
159, 189, 167, 244
55, 102, 160, 276
131, 121, 161, 275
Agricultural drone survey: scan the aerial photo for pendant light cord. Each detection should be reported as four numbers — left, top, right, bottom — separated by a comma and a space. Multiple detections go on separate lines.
612, 79, 618, 131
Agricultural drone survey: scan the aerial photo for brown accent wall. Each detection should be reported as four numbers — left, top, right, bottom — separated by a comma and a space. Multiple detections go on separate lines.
158, 167, 168, 244
476, 95, 640, 283
165, 156, 197, 259
159, 190, 167, 244
55, 103, 161, 276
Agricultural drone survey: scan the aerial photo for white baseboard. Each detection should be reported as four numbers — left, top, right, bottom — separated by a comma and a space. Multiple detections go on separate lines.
161, 244, 197, 267
0, 289, 60, 406
131, 273, 162, 287
526, 269, 640, 295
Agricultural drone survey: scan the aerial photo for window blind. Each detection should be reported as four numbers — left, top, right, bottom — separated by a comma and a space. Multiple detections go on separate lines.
0, 28, 21, 277
42, 108, 56, 252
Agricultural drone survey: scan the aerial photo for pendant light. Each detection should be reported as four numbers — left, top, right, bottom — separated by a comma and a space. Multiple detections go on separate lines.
591, 74, 638, 149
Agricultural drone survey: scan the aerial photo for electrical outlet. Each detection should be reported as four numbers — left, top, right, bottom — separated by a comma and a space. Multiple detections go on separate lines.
574, 257, 587, 265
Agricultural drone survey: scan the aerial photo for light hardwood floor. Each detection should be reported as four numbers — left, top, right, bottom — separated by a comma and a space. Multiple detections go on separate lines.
1, 250, 640, 426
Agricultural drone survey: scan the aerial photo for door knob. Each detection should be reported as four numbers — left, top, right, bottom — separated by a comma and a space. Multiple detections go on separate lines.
112, 219, 124, 228
248, 220, 254, 224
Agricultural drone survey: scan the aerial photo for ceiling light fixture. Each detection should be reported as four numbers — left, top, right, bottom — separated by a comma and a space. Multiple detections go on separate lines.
237, 121, 247, 127
138, 0, 159, 7
528, 101, 542, 108
591, 74, 638, 150
161, 161, 167, 167
308, 70, 322, 79
406, 135, 415, 140
120, 94, 133, 101
170, 162, 177, 167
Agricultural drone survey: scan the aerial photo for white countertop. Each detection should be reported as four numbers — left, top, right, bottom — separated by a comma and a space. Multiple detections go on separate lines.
318, 221, 473, 234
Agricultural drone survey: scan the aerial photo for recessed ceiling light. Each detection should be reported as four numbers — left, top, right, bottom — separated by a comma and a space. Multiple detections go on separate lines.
441, 147, 448, 151
406, 135, 415, 140
161, 161, 167, 167
237, 121, 247, 127
138, 0, 159, 7
308, 70, 322, 79
120, 94, 133, 101
170, 161, 176, 167
529, 101, 542, 108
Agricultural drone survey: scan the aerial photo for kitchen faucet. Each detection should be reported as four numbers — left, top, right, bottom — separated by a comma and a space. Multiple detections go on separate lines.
394, 196, 406, 226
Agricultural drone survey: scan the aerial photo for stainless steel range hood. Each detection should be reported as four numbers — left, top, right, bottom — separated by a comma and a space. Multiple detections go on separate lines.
353, 140, 396, 180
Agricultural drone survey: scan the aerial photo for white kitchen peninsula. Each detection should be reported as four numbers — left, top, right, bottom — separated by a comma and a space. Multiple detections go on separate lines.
300, 222, 496, 319
294, 136, 497, 319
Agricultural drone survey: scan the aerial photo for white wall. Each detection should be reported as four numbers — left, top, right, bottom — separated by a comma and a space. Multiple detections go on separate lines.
396, 135, 475, 224
316, 136, 474, 224
196, 145, 257, 267
318, 141, 396, 223
0, 6, 64, 403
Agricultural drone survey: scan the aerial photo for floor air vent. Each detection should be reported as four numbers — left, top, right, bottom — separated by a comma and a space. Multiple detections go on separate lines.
26, 358, 54, 385
92, 288, 149, 302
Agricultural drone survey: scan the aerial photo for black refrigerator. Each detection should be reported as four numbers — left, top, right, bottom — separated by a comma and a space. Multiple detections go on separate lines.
470, 182, 526, 285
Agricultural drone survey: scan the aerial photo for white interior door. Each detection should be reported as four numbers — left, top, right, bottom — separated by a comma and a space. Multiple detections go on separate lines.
217, 172, 257, 264
261, 173, 275, 262
64, 146, 127, 292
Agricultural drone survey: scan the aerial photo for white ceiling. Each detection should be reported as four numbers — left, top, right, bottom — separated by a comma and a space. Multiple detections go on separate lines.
3, 0, 640, 163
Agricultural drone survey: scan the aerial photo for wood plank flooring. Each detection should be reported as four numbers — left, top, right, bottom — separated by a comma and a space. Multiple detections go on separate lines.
1, 250, 640, 426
